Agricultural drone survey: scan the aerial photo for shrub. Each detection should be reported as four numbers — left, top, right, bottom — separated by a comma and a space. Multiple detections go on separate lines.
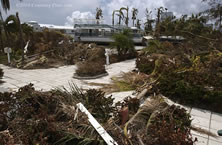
76, 61, 106, 77
111, 29, 136, 57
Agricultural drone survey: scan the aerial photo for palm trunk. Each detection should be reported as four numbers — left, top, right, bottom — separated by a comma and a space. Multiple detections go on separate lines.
119, 16, 121, 25
16, 12, 24, 64
0, 11, 4, 52
126, 7, 129, 27
155, 8, 161, 40
112, 11, 115, 27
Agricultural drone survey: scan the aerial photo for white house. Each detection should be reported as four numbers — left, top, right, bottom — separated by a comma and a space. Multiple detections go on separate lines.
26, 21, 75, 37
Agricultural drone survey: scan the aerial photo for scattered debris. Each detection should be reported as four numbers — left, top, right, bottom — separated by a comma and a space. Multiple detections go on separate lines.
0, 84, 197, 145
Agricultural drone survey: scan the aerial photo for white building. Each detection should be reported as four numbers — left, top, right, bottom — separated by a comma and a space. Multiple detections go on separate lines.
26, 21, 75, 37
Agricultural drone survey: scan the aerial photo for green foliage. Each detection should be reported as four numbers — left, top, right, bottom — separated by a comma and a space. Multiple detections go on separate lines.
111, 29, 136, 56
22, 23, 33, 36
4, 14, 19, 34
143, 40, 163, 53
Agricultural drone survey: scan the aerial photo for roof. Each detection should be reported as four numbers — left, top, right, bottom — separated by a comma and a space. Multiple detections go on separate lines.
74, 24, 114, 29
39, 24, 74, 30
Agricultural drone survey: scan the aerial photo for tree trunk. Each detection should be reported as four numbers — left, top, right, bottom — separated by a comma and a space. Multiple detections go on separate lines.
0, 31, 3, 53
119, 16, 121, 25
16, 12, 24, 64
0, 11, 4, 53
155, 8, 161, 40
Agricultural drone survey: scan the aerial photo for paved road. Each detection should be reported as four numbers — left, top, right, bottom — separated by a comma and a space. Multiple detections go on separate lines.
0, 59, 136, 92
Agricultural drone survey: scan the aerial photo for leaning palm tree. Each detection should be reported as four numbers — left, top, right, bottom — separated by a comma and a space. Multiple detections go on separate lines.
120, 6, 129, 27
0, 0, 10, 11
1, 0, 22, 11
4, 13, 24, 63
116, 10, 124, 25
132, 8, 138, 27
95, 7, 103, 24
112, 10, 119, 26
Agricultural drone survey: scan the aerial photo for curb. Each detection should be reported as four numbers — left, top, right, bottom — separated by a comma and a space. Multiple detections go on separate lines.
73, 72, 108, 80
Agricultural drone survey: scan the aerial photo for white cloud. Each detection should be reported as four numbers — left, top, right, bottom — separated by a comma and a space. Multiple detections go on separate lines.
4, 0, 210, 26
65, 11, 94, 26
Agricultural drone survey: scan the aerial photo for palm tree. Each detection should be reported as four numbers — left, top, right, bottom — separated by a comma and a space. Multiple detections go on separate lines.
132, 8, 138, 27
155, 7, 167, 39
1, 0, 22, 11
0, 12, 4, 52
144, 8, 154, 34
136, 19, 141, 29
3, 13, 24, 63
0, 0, 10, 11
95, 7, 103, 24
120, 6, 129, 26
112, 10, 119, 26
116, 10, 124, 25
16, 12, 24, 63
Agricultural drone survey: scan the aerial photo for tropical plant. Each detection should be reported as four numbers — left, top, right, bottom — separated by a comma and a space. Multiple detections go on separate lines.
144, 8, 154, 34
111, 29, 135, 56
132, 8, 138, 27
120, 6, 129, 26
116, 10, 124, 25
155, 7, 168, 39
203, 0, 222, 29
136, 19, 141, 29
1, 0, 11, 11
112, 10, 119, 26
4, 14, 19, 34
16, 12, 24, 63
0, 12, 4, 52
96, 7, 103, 24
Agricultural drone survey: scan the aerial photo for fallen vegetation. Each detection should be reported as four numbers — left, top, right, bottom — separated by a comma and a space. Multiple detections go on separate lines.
136, 36, 222, 113
0, 84, 196, 145
75, 46, 107, 77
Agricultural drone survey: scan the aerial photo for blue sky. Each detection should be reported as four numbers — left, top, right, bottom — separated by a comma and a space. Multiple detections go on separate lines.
1, 0, 209, 26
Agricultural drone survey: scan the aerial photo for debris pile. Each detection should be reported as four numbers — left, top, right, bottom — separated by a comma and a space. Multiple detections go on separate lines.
136, 40, 222, 113
0, 84, 196, 145
10, 30, 106, 69
75, 45, 106, 77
